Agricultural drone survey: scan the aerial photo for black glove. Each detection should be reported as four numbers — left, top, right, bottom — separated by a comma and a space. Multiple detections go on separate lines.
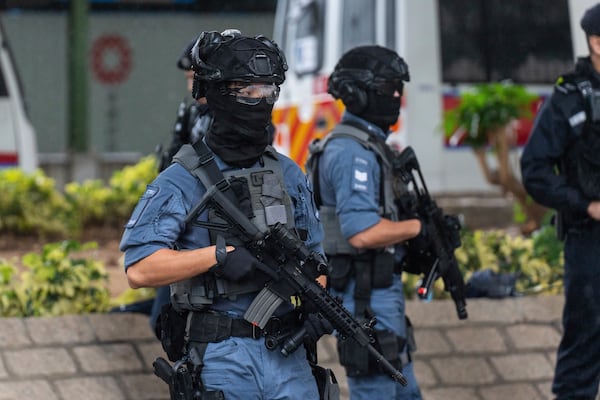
210, 237, 265, 282
303, 313, 334, 341
409, 217, 430, 249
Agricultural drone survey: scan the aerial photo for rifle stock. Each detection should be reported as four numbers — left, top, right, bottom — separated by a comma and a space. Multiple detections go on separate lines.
392, 146, 468, 320
186, 185, 409, 385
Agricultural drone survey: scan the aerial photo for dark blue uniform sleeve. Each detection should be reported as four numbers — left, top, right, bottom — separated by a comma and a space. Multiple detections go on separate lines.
520, 93, 590, 214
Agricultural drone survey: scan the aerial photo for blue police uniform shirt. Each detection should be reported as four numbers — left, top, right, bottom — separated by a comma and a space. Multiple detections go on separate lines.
119, 144, 324, 318
318, 112, 407, 337
317, 112, 385, 239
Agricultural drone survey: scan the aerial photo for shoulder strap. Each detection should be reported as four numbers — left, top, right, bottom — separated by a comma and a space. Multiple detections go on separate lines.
172, 141, 238, 206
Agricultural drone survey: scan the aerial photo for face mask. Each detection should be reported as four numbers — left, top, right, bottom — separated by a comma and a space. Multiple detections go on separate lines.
358, 91, 401, 132
205, 85, 274, 167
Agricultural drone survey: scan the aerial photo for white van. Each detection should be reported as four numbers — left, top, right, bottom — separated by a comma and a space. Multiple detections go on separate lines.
0, 19, 37, 172
272, 0, 595, 192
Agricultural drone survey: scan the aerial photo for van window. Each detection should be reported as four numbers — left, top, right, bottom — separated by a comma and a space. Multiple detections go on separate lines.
438, 0, 573, 84
288, 0, 324, 76
342, 0, 376, 52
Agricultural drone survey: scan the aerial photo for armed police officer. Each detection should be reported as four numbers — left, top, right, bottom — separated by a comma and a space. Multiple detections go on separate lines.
120, 29, 333, 400
520, 4, 600, 400
306, 45, 423, 399
156, 37, 213, 173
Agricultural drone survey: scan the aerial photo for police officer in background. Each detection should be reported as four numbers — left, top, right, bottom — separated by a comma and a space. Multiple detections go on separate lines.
520, 4, 600, 399
121, 29, 332, 399
156, 37, 213, 173
306, 45, 423, 399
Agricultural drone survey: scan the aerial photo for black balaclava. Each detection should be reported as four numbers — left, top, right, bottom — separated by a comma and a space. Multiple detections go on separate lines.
360, 90, 402, 132
205, 83, 272, 168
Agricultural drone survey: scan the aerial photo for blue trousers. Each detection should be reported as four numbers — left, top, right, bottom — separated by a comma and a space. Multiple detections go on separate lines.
553, 224, 600, 400
196, 337, 319, 400
331, 275, 422, 400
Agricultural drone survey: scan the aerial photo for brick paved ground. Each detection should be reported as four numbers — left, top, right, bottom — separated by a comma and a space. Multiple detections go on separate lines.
2, 296, 598, 400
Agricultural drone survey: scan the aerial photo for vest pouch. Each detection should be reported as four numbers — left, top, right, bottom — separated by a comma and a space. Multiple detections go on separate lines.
328, 255, 353, 291
157, 303, 188, 362
372, 251, 394, 288
337, 337, 370, 377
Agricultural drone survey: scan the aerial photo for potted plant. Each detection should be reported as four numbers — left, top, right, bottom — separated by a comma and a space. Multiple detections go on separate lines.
443, 82, 548, 235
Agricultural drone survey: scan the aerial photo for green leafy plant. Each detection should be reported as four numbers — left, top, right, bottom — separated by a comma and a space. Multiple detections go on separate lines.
15, 240, 111, 316
443, 82, 537, 147
105, 155, 158, 225
442, 82, 547, 234
0, 259, 21, 317
403, 224, 564, 299
0, 169, 76, 237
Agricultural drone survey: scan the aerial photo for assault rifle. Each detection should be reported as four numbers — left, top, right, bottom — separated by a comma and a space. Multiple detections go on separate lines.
391, 146, 468, 320
185, 185, 409, 385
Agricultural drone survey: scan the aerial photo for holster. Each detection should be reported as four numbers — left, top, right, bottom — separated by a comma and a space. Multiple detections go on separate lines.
312, 364, 340, 400
157, 303, 188, 362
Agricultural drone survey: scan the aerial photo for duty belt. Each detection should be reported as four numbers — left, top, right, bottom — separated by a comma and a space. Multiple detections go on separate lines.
187, 311, 301, 343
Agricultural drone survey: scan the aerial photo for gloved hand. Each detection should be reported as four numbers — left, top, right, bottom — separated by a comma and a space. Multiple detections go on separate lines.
409, 217, 430, 249
210, 238, 265, 282
303, 313, 334, 341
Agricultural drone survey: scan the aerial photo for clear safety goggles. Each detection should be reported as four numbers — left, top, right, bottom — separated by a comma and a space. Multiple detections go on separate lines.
226, 83, 280, 105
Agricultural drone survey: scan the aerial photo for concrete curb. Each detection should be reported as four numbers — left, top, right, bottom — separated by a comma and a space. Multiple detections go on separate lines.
0, 296, 587, 400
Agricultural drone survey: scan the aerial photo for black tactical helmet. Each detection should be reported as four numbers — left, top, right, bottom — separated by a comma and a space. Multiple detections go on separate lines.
176, 38, 196, 71
328, 45, 409, 113
190, 29, 287, 99
581, 3, 600, 36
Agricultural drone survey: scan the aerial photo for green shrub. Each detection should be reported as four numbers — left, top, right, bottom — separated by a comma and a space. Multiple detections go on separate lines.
105, 155, 158, 224
403, 225, 564, 299
6, 240, 111, 317
0, 169, 75, 237
0, 259, 21, 317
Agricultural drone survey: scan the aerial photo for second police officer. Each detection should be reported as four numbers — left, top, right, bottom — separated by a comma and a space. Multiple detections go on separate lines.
521, 3, 600, 400
120, 29, 334, 400
306, 45, 424, 399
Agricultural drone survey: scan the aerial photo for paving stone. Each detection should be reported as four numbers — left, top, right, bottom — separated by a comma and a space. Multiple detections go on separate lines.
421, 387, 480, 400
55, 376, 125, 400
506, 324, 561, 350
73, 343, 142, 373
445, 326, 507, 353
26, 315, 95, 345
490, 353, 554, 381
430, 356, 496, 385
413, 359, 437, 386
0, 380, 58, 399
4, 348, 77, 377
0, 357, 6, 379
136, 341, 167, 371
120, 373, 171, 400
479, 383, 544, 400
87, 313, 155, 341
414, 329, 452, 355
0, 318, 31, 348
